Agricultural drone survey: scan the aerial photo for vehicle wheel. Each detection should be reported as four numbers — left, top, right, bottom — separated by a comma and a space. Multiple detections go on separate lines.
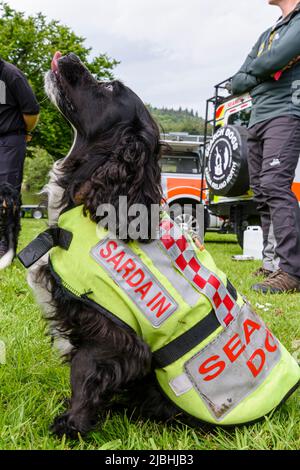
205, 125, 250, 197
170, 204, 201, 238
236, 216, 261, 248
32, 209, 44, 220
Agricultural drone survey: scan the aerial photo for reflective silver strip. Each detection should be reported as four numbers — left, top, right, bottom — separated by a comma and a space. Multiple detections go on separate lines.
0, 80, 6, 105
90, 238, 178, 328
169, 373, 193, 397
184, 303, 281, 421
161, 175, 168, 198
140, 241, 201, 307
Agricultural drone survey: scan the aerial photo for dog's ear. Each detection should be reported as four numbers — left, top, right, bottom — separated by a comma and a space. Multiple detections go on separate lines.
59, 106, 163, 241
96, 125, 163, 241
118, 132, 162, 207
77, 121, 162, 241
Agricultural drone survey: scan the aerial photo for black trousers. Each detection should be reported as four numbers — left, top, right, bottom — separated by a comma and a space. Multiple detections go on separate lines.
248, 115, 300, 279
0, 134, 26, 192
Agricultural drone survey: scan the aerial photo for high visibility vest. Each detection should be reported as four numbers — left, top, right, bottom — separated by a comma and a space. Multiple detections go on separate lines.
20, 205, 300, 426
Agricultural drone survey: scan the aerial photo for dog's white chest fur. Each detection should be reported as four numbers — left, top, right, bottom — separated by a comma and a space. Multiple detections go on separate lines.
27, 159, 71, 356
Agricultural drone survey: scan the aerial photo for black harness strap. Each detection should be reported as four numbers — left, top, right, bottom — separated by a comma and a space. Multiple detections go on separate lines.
153, 281, 237, 368
18, 227, 73, 268
227, 279, 238, 301
152, 310, 220, 369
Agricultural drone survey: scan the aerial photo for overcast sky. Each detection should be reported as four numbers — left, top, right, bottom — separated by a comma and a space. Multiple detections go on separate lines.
8, 0, 279, 115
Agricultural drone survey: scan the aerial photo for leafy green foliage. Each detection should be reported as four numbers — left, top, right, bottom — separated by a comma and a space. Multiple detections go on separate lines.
23, 147, 54, 193
0, 2, 118, 159
0, 2, 210, 162
148, 105, 211, 135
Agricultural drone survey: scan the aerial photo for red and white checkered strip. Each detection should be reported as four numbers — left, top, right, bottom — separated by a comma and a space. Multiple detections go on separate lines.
159, 218, 240, 327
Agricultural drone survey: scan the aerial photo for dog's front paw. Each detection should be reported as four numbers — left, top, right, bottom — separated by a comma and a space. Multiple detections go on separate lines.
51, 412, 86, 439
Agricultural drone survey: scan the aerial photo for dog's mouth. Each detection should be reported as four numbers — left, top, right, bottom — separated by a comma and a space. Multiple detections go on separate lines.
50, 51, 88, 81
46, 51, 79, 113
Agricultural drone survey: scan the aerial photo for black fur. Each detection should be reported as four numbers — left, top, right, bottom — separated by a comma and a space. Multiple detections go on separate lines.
49, 53, 162, 240
0, 182, 21, 262
41, 53, 181, 438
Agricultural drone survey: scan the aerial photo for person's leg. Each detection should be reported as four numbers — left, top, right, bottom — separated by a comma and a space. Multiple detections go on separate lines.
0, 134, 25, 265
259, 216, 276, 273
264, 221, 280, 272
252, 116, 300, 292
0, 134, 26, 192
247, 123, 274, 275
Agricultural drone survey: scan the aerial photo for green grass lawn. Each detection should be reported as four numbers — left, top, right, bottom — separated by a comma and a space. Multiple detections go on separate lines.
0, 220, 299, 450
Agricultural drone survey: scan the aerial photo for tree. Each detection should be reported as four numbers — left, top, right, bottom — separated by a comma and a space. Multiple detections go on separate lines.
0, 2, 118, 159
23, 147, 54, 193
147, 105, 211, 135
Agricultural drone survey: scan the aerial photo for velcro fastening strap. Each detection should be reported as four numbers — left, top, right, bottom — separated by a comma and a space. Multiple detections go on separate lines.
152, 309, 220, 368
18, 228, 72, 269
169, 373, 193, 397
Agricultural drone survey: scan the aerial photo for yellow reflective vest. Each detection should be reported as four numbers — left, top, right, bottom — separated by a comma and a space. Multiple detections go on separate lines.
23, 205, 300, 425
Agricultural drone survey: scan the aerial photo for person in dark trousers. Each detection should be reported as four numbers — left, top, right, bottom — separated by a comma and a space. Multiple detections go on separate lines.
232, 0, 300, 294
0, 57, 40, 261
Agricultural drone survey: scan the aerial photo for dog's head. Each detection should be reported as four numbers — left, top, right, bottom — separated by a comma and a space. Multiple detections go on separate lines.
46, 52, 149, 138
45, 52, 158, 145
45, 52, 162, 241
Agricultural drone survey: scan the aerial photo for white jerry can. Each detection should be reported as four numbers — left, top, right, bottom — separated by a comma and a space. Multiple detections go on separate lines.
243, 226, 263, 260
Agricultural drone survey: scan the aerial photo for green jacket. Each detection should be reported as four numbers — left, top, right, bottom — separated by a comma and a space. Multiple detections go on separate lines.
21, 205, 299, 426
231, 3, 300, 127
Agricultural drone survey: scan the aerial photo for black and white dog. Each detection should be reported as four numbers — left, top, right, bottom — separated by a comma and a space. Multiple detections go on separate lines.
28, 52, 180, 438
0, 183, 21, 270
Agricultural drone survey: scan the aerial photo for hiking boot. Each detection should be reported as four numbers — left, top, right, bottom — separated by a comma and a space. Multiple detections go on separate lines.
251, 269, 300, 294
0, 237, 8, 259
252, 267, 273, 278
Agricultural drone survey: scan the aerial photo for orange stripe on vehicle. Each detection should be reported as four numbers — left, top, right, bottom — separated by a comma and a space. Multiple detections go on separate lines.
167, 178, 202, 192
216, 105, 225, 120
168, 187, 203, 199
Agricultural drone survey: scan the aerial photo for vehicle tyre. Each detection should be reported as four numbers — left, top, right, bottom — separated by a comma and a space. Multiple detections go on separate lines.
205, 125, 250, 197
32, 208, 44, 220
236, 216, 261, 249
